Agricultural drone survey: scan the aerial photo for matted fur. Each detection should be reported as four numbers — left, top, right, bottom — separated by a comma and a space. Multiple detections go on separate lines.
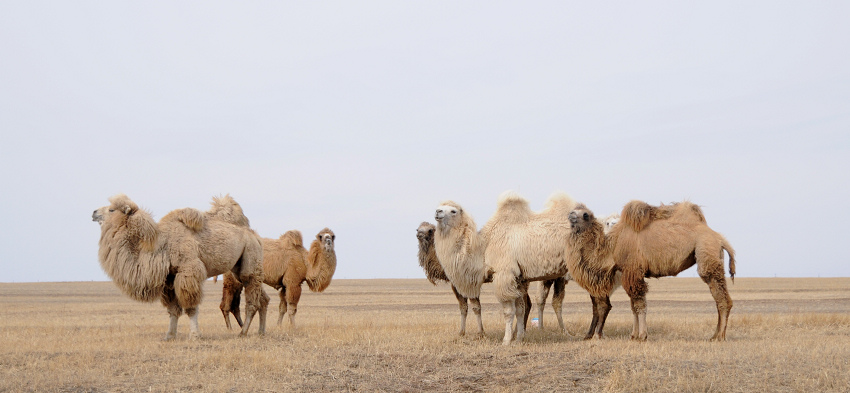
582, 200, 736, 341
306, 228, 337, 292
93, 194, 269, 340
220, 229, 335, 329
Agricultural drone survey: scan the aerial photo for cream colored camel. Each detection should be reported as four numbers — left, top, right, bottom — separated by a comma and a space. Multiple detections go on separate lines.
92, 194, 269, 340
435, 191, 575, 345
569, 201, 736, 341
418, 222, 485, 336
221, 228, 336, 329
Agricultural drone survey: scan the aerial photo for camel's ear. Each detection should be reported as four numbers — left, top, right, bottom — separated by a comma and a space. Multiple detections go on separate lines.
122, 204, 135, 215
583, 212, 589, 221
428, 228, 434, 236
317, 234, 322, 241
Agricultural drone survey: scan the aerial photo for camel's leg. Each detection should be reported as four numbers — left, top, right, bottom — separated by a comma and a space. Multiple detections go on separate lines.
592, 295, 612, 339
697, 244, 734, 342
285, 283, 302, 328
515, 295, 528, 343
186, 307, 201, 340
240, 277, 270, 337
277, 288, 287, 326
162, 282, 181, 341
470, 297, 484, 337
536, 280, 552, 329
552, 277, 566, 333
500, 299, 516, 345
584, 295, 600, 340
451, 286, 469, 336
220, 274, 243, 329
622, 266, 649, 341
702, 274, 733, 342
522, 292, 532, 330
165, 303, 181, 341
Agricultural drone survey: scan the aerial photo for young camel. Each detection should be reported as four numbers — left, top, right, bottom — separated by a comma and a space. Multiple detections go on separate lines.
569, 201, 736, 341
221, 228, 337, 330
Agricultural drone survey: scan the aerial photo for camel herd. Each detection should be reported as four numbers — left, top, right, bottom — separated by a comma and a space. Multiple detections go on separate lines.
422, 191, 735, 345
92, 194, 336, 341
92, 191, 735, 345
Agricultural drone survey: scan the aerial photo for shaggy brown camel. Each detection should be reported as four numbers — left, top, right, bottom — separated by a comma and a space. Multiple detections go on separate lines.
569, 201, 736, 341
92, 194, 269, 340
436, 191, 574, 345
221, 228, 337, 329
565, 204, 621, 339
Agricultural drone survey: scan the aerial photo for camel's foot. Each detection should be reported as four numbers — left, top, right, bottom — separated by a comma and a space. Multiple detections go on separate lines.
188, 331, 201, 341
630, 333, 647, 341
163, 334, 176, 342
710, 334, 726, 342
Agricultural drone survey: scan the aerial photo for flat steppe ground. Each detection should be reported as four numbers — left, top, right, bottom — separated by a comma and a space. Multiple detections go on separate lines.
1, 277, 848, 392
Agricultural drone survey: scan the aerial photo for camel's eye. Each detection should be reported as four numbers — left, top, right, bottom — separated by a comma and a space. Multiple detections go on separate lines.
108, 209, 114, 212
583, 213, 589, 221
451, 210, 457, 214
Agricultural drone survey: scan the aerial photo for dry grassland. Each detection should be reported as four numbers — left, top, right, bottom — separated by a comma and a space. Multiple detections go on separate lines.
1, 277, 848, 392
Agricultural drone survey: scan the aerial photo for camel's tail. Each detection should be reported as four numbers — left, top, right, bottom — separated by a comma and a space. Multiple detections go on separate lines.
721, 236, 736, 283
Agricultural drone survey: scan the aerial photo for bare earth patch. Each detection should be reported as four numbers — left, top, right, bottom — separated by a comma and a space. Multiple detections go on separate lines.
0, 277, 848, 392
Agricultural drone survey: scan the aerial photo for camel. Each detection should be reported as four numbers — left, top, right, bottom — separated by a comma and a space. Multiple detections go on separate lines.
564, 204, 622, 339
221, 228, 337, 330
418, 222, 486, 336
92, 194, 269, 340
435, 191, 576, 345
569, 201, 736, 341
419, 221, 532, 337
599, 213, 620, 233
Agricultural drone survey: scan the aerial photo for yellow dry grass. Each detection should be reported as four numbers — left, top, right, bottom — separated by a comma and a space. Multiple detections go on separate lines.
1, 277, 848, 392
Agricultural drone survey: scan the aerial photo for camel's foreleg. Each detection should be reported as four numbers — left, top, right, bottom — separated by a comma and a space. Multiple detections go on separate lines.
277, 288, 287, 326
584, 294, 600, 340
622, 266, 649, 341
285, 283, 302, 329
470, 297, 484, 337
588, 295, 611, 340
451, 285, 469, 336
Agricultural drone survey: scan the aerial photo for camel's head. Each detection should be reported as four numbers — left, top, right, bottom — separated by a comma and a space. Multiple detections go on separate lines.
435, 201, 463, 231
93, 194, 158, 251
601, 214, 620, 234
569, 204, 597, 234
92, 194, 139, 225
316, 228, 335, 252
417, 222, 436, 244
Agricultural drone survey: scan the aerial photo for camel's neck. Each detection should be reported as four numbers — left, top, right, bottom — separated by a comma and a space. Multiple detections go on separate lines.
98, 221, 169, 303
306, 244, 336, 292
435, 223, 487, 298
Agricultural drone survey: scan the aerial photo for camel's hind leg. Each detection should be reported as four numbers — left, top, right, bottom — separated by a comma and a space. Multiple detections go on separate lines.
514, 294, 530, 343
450, 285, 469, 336
219, 273, 243, 330
698, 247, 733, 341
551, 277, 567, 333
240, 277, 270, 337
536, 280, 552, 329
186, 307, 200, 340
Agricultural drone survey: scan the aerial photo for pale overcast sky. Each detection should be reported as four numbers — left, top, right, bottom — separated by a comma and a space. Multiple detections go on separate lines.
1, 2, 848, 283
